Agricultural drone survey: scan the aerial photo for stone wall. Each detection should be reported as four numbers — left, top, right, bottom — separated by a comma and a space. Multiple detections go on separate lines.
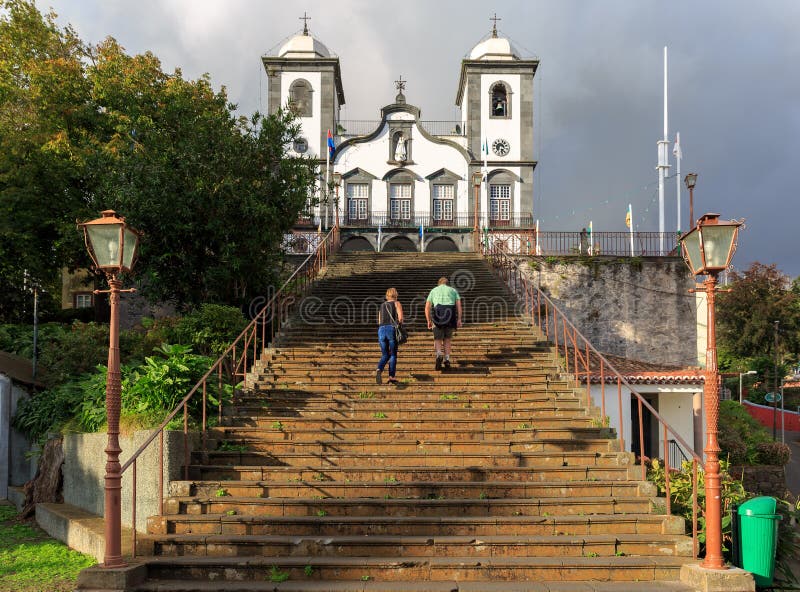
731, 465, 788, 498
519, 256, 698, 367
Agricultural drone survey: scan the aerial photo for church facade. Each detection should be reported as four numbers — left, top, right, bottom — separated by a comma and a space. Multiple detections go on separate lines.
264, 20, 539, 253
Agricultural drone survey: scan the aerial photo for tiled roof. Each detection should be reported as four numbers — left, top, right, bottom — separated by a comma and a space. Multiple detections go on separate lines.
0, 351, 44, 387
566, 347, 704, 385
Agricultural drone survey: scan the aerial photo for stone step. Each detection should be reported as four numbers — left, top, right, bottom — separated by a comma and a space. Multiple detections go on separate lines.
191, 463, 636, 482
243, 384, 582, 396
209, 429, 614, 448
146, 513, 683, 538
170, 479, 655, 500
221, 413, 603, 431
232, 392, 580, 405
141, 533, 693, 559
155, 496, 655, 523
137, 552, 690, 583
133, 577, 695, 592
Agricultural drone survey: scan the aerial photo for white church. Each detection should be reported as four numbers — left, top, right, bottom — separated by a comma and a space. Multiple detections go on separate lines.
264, 17, 539, 252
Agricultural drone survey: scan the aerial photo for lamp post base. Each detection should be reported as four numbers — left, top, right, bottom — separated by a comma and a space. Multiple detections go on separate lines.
680, 563, 755, 592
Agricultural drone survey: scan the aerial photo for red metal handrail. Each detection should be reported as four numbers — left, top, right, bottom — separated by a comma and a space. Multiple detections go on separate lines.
121, 226, 340, 556
482, 241, 701, 558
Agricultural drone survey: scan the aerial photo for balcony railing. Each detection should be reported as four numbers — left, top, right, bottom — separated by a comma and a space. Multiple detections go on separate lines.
337, 120, 466, 138
341, 212, 534, 229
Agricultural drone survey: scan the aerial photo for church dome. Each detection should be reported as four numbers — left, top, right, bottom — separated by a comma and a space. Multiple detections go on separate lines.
469, 36, 520, 61
278, 33, 331, 58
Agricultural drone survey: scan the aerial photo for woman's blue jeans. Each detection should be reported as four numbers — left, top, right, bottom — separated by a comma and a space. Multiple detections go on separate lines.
377, 324, 397, 377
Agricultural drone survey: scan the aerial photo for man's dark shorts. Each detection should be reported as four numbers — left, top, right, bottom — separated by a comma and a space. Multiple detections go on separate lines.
433, 326, 454, 340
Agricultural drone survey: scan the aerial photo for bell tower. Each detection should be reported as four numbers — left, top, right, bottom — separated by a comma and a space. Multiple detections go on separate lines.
456, 17, 539, 220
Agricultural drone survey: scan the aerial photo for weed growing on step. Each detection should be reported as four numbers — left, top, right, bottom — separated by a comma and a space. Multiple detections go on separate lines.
361, 575, 371, 581
316, 510, 327, 517
226, 510, 237, 516
269, 565, 290, 583
312, 473, 327, 481
215, 488, 228, 497
518, 423, 531, 429
615, 551, 626, 556
384, 476, 397, 484
584, 552, 599, 558
218, 441, 249, 452
358, 391, 375, 399
304, 565, 314, 577
439, 394, 458, 401
271, 421, 283, 430
479, 492, 488, 500
373, 412, 387, 419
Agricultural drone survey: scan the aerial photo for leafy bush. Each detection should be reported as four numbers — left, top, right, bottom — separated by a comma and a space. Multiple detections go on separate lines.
648, 458, 747, 559
170, 304, 247, 356
13, 343, 230, 441
718, 400, 772, 465
38, 322, 110, 385
754, 441, 791, 466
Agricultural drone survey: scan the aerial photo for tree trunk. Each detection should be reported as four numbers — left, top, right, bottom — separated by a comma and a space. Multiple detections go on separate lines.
21, 436, 64, 518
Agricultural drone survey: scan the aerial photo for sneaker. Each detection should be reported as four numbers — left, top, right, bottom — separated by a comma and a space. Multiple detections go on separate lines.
435, 355, 443, 371
387, 377, 399, 385
443, 359, 451, 370
376, 369, 382, 385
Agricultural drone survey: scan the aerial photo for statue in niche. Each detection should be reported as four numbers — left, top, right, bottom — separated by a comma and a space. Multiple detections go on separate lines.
394, 133, 407, 162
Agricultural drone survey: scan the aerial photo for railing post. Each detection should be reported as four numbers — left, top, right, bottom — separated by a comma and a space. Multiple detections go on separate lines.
638, 397, 646, 480
131, 461, 137, 558
600, 359, 606, 419
664, 424, 671, 516
692, 459, 699, 558
617, 378, 624, 450
183, 403, 189, 481
158, 430, 164, 516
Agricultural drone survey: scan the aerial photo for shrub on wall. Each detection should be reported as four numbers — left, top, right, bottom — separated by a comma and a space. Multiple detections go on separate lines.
755, 441, 791, 466
718, 400, 772, 465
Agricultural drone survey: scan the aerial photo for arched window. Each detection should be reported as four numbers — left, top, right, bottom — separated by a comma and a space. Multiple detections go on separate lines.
491, 83, 509, 118
288, 79, 313, 117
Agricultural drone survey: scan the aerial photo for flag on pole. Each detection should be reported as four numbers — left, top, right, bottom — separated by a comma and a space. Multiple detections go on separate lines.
625, 204, 632, 229
327, 129, 336, 160
588, 221, 593, 256
672, 132, 682, 159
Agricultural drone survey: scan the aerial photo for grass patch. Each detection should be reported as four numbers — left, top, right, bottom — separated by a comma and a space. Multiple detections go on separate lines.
0, 504, 96, 591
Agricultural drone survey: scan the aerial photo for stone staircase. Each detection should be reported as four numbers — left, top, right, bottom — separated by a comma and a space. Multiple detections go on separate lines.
137, 251, 695, 591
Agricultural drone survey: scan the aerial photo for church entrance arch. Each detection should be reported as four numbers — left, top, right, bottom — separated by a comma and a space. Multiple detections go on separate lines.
383, 236, 416, 252
340, 236, 374, 252
426, 237, 459, 252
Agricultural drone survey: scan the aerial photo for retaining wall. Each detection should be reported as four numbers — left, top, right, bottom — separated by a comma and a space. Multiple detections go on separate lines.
63, 430, 198, 532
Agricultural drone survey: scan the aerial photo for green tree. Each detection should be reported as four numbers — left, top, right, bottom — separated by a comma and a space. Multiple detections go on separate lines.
717, 262, 800, 362
0, 0, 317, 318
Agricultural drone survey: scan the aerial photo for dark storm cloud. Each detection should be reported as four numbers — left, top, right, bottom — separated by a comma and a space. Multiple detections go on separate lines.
46, 0, 800, 275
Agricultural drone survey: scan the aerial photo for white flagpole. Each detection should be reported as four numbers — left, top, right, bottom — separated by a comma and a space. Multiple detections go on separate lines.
629, 204, 634, 257
656, 47, 670, 255
588, 220, 593, 256
675, 132, 682, 234
377, 224, 382, 253
483, 138, 489, 228
535, 219, 541, 255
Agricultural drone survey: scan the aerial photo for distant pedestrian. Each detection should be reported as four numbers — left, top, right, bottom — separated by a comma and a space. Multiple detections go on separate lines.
376, 288, 404, 385
579, 228, 589, 254
425, 277, 462, 371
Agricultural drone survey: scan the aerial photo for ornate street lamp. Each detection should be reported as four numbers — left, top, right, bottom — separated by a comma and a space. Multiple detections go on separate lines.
77, 210, 140, 568
680, 212, 743, 571
332, 172, 342, 229
471, 172, 483, 252
684, 173, 698, 233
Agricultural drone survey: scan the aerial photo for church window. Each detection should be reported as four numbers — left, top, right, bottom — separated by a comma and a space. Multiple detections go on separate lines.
490, 83, 509, 118
389, 183, 412, 221
347, 183, 369, 221
288, 79, 313, 117
73, 292, 93, 308
489, 184, 511, 223
432, 184, 454, 222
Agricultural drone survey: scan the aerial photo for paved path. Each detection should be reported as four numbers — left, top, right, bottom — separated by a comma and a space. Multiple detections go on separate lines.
785, 430, 800, 496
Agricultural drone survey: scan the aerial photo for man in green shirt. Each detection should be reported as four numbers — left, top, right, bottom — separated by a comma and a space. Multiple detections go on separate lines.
425, 277, 463, 371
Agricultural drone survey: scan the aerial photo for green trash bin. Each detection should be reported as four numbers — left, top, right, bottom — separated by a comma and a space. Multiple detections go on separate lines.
738, 496, 782, 586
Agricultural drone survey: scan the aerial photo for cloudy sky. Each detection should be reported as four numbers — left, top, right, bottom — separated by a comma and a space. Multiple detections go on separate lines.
45, 0, 800, 276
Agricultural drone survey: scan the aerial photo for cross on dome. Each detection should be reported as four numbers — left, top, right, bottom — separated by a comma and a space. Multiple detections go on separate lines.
490, 13, 501, 38
394, 75, 406, 93
299, 12, 310, 35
